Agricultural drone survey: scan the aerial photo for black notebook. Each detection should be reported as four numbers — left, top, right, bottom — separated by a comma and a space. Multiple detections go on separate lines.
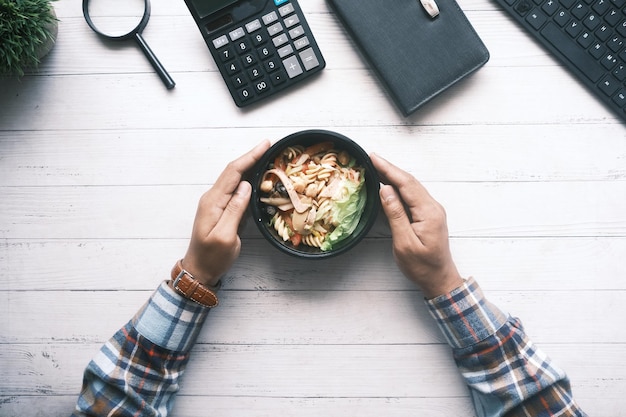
327, 0, 490, 116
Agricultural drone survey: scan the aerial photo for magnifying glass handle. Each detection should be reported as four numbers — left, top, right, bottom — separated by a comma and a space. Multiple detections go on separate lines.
134, 33, 176, 89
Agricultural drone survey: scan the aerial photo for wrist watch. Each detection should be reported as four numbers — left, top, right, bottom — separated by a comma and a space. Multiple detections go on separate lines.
171, 259, 220, 308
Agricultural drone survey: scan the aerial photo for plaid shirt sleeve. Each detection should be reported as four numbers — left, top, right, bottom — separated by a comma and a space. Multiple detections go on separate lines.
72, 281, 210, 417
426, 277, 587, 417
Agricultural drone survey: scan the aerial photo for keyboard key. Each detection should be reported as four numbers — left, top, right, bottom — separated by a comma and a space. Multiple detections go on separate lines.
600, 52, 619, 69
527, 10, 548, 29
554, 10, 571, 26
515, 0, 533, 15
605, 9, 621, 26
542, 0, 560, 14
592, 0, 611, 13
578, 31, 595, 47
566, 21, 583, 36
541, 22, 605, 81
595, 25, 611, 42
613, 63, 626, 80
613, 88, 626, 107
590, 42, 606, 58
598, 75, 619, 95
583, 14, 601, 30
572, 2, 589, 19
607, 37, 623, 52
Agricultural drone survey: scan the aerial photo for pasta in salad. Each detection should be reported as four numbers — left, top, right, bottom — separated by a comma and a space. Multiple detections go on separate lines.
259, 141, 367, 251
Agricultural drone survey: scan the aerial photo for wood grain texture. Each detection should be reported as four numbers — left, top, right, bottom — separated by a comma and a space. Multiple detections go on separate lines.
1, 0, 624, 415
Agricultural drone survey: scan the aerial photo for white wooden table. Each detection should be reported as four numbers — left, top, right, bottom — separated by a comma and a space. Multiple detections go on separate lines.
1, 0, 625, 415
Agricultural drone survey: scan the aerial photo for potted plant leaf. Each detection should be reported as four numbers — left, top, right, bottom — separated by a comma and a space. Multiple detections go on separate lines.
0, 0, 58, 77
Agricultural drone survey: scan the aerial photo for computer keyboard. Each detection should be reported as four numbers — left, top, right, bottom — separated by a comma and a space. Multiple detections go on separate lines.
494, 0, 626, 122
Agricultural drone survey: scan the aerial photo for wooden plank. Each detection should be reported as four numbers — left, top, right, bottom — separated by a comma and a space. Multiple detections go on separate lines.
0, 396, 477, 417
1, 394, 623, 417
2, 288, 624, 344
1, 124, 625, 186
0, 343, 623, 409
1, 182, 624, 239
1, 237, 624, 291
0, 66, 620, 132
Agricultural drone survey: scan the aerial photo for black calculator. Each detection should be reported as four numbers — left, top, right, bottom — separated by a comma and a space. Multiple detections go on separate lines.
183, 0, 326, 107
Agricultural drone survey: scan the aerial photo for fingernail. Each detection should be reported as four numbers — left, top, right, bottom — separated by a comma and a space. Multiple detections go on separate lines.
380, 185, 396, 203
235, 181, 251, 196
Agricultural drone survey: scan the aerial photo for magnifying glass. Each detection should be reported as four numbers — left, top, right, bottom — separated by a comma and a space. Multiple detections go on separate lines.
83, 0, 175, 89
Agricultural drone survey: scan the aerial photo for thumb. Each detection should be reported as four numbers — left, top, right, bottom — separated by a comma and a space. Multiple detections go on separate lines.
379, 184, 413, 237
214, 181, 252, 236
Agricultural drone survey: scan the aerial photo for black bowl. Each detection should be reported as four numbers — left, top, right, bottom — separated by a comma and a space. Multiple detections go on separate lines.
249, 130, 380, 259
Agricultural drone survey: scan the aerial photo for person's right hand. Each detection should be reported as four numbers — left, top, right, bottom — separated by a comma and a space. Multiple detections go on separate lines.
370, 153, 464, 299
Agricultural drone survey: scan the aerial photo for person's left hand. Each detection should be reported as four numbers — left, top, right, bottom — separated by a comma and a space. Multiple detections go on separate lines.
181, 140, 271, 286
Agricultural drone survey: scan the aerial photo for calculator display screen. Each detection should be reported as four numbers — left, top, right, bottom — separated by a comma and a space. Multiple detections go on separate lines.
191, 0, 238, 19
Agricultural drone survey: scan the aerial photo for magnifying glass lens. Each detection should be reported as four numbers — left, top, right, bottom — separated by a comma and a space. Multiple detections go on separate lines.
84, 0, 175, 89
87, 0, 146, 38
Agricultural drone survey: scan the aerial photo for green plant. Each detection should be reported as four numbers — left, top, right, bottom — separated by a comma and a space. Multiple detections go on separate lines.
0, 0, 58, 76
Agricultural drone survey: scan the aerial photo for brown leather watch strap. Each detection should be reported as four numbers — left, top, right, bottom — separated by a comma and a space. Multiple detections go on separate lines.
171, 260, 219, 308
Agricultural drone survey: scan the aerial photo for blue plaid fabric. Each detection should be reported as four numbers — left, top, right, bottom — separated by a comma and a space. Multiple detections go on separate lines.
73, 278, 586, 416
72, 282, 209, 417
427, 277, 587, 417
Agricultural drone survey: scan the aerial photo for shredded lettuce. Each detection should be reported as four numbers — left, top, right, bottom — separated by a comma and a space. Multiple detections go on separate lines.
320, 174, 367, 251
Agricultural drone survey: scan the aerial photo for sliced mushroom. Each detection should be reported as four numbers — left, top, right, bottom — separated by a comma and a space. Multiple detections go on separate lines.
266, 168, 311, 213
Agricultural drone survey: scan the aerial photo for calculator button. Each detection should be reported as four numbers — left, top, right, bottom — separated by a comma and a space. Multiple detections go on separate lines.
252, 32, 268, 46
226, 60, 242, 75
218, 46, 236, 62
277, 44, 294, 58
236, 39, 252, 54
279, 4, 295, 17
258, 46, 273, 59
248, 66, 263, 80
274, 0, 289, 6
283, 55, 303, 78
284, 15, 300, 28
212, 35, 229, 49
288, 26, 305, 39
231, 74, 247, 88
262, 11, 279, 25
270, 69, 288, 85
229, 27, 245, 41
264, 58, 280, 72
246, 19, 262, 33
253, 78, 271, 94
242, 53, 257, 67
267, 22, 284, 36
238, 86, 255, 102
299, 48, 320, 71
273, 34, 289, 48
294, 36, 310, 50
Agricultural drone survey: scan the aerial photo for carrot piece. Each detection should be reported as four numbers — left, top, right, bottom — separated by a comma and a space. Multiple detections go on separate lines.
290, 233, 302, 247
